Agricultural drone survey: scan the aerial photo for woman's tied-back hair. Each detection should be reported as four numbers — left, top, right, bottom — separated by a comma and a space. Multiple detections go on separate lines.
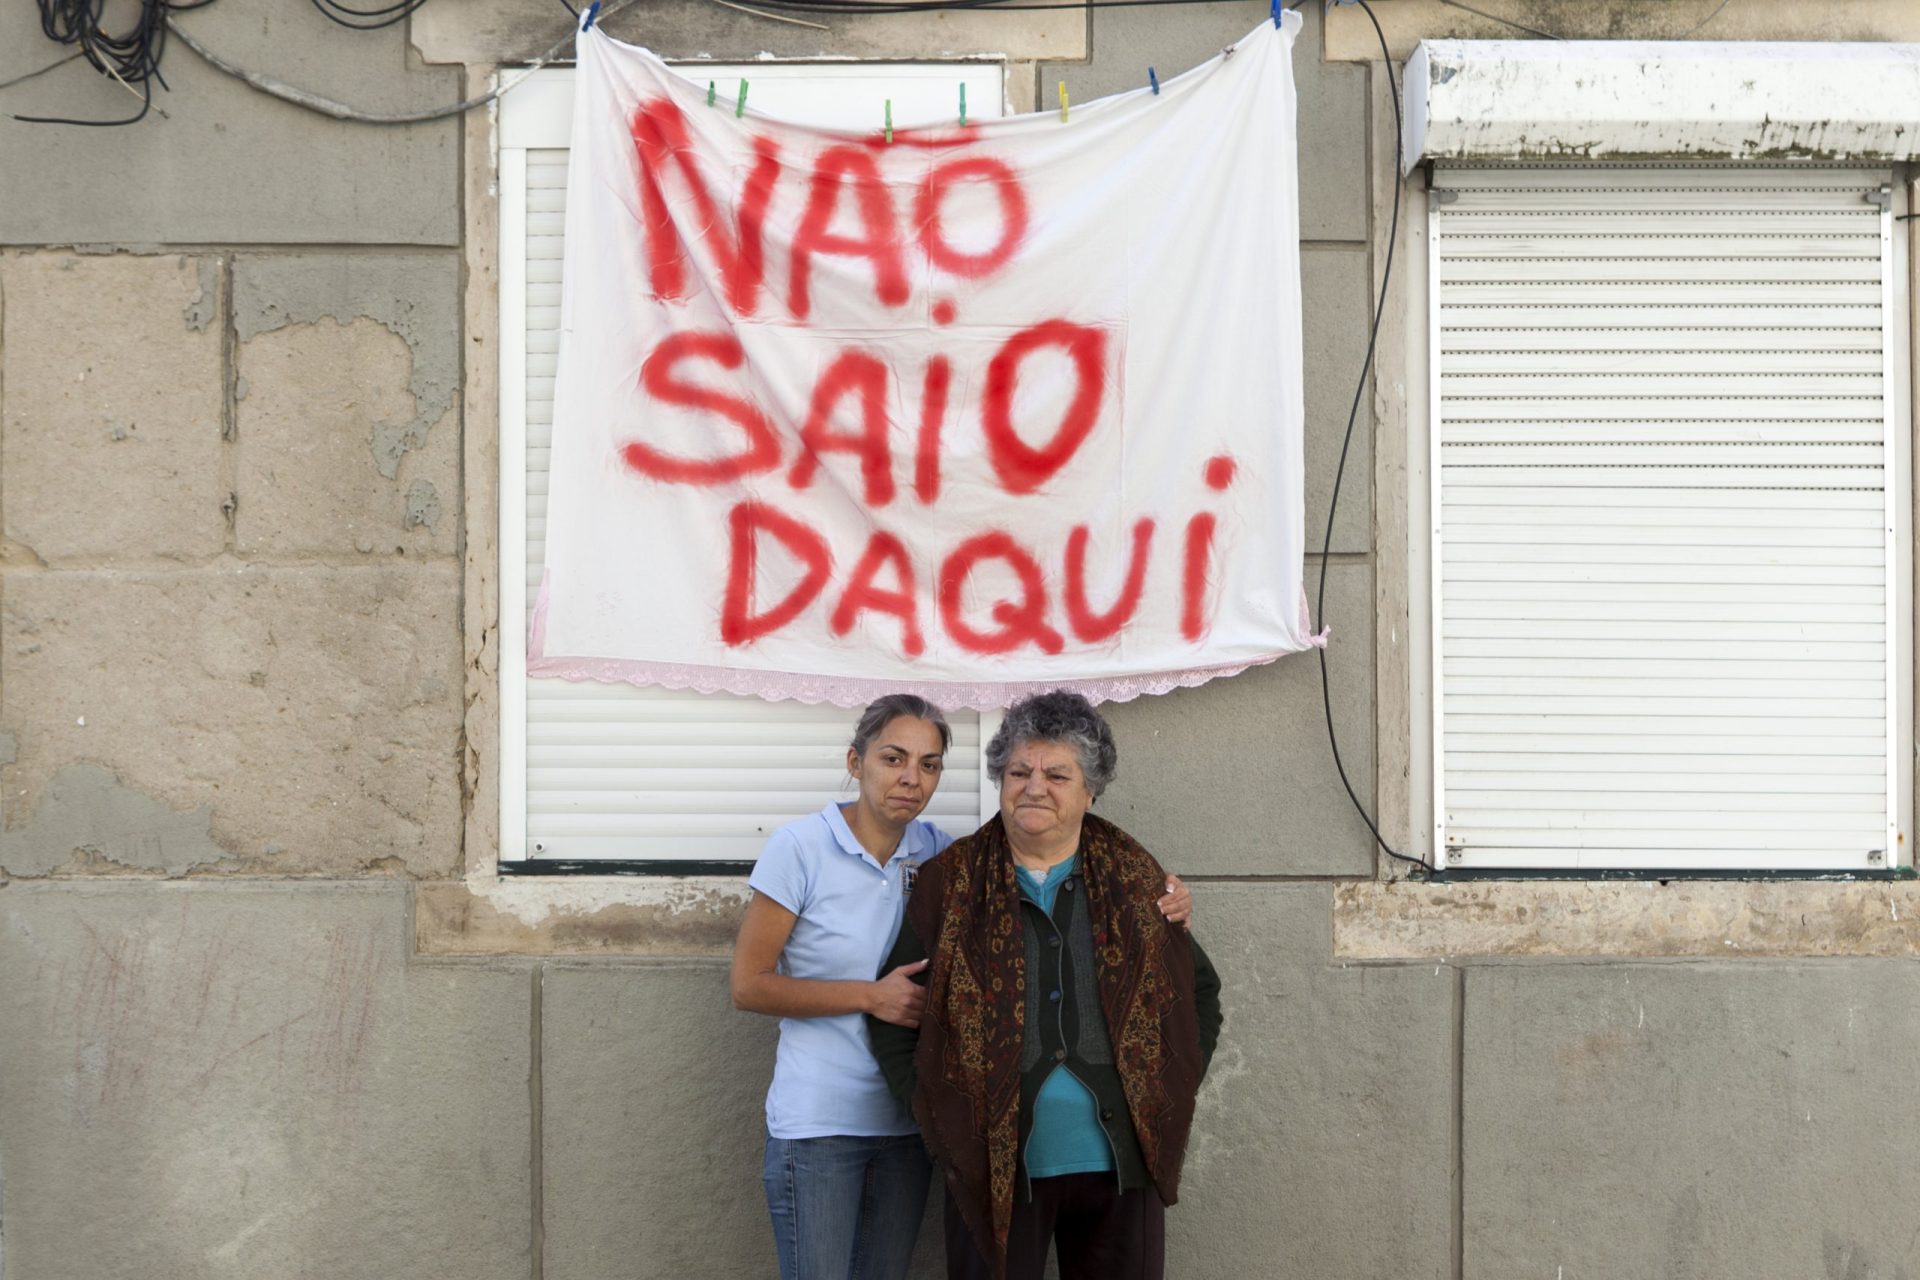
985, 689, 1118, 798
849, 693, 953, 757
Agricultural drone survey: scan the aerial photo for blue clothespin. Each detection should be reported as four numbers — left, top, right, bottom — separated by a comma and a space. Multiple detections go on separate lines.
1148, 66, 1159, 95
1271, 0, 1279, 27
582, 0, 600, 30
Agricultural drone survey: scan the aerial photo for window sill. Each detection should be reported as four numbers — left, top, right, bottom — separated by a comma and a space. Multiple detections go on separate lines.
414, 871, 749, 956
1334, 878, 1920, 960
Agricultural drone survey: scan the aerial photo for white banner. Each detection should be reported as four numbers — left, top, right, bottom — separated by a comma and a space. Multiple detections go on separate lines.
534, 14, 1317, 709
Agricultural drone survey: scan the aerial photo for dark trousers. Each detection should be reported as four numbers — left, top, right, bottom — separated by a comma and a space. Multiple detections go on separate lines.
944, 1173, 1166, 1280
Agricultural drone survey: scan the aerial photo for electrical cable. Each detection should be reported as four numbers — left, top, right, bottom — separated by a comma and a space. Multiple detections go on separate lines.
309, 0, 432, 32
1437, 0, 1736, 41
706, 0, 835, 30
1674, 0, 1737, 38
164, 0, 641, 125
14, 0, 214, 126
1434, 0, 1563, 40
0, 50, 87, 96
1316, 0, 1435, 876
162, 0, 1320, 120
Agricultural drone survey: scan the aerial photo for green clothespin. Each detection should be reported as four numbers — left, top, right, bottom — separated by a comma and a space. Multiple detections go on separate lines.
959, 83, 967, 126
736, 80, 749, 118
885, 99, 893, 143
708, 80, 716, 107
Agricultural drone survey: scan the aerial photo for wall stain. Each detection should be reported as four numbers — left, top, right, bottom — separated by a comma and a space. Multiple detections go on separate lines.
404, 478, 442, 529
0, 764, 226, 878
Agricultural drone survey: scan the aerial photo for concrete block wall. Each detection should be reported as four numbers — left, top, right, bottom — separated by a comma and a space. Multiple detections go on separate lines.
4, 1, 1918, 1277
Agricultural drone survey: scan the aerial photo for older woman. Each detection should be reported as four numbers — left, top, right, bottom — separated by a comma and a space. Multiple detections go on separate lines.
868, 690, 1221, 1280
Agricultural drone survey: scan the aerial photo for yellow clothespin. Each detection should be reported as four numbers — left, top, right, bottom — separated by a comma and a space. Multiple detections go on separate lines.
1058, 80, 1069, 123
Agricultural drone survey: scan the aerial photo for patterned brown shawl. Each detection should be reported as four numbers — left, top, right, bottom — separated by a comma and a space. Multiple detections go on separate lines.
906, 812, 1202, 1277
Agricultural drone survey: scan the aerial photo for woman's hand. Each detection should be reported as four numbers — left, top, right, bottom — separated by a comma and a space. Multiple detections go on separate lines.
868, 959, 930, 1027
733, 892, 908, 1020
1157, 874, 1194, 931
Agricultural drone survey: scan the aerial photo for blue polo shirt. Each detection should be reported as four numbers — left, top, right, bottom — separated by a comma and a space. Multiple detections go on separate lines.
748, 802, 953, 1139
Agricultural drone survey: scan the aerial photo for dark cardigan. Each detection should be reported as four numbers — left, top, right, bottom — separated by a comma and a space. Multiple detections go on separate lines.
867, 832, 1213, 1243
869, 862, 1221, 1199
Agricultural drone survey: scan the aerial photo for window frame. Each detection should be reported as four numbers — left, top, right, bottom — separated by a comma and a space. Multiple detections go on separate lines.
1404, 160, 1916, 877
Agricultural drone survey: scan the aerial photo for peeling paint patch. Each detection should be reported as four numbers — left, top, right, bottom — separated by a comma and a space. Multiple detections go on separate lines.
231, 255, 458, 479
182, 257, 220, 332
0, 764, 226, 878
404, 479, 442, 529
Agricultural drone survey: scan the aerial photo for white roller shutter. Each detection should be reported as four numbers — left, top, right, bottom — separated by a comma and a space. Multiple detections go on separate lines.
1431, 165, 1908, 872
500, 64, 1005, 866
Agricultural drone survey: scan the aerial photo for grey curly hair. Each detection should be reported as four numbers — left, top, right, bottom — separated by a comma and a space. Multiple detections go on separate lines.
984, 689, 1118, 798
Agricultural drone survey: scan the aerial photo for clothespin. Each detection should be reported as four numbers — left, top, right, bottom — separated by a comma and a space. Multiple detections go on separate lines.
736, 80, 749, 118
708, 80, 716, 107
885, 99, 893, 143
959, 83, 967, 126
1149, 66, 1159, 95
1271, 0, 1279, 27
1058, 80, 1069, 124
581, 0, 600, 30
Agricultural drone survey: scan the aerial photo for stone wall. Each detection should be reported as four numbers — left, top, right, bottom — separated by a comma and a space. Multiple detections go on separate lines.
3, 0, 1918, 1276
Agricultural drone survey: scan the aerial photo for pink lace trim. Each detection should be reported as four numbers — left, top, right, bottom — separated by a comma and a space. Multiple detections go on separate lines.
528, 574, 1327, 710
528, 651, 1293, 710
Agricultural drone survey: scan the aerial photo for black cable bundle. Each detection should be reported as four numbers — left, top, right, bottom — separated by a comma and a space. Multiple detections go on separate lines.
25, 0, 215, 126
308, 0, 430, 31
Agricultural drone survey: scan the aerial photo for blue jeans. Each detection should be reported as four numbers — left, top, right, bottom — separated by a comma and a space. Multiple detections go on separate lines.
762, 1132, 932, 1280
